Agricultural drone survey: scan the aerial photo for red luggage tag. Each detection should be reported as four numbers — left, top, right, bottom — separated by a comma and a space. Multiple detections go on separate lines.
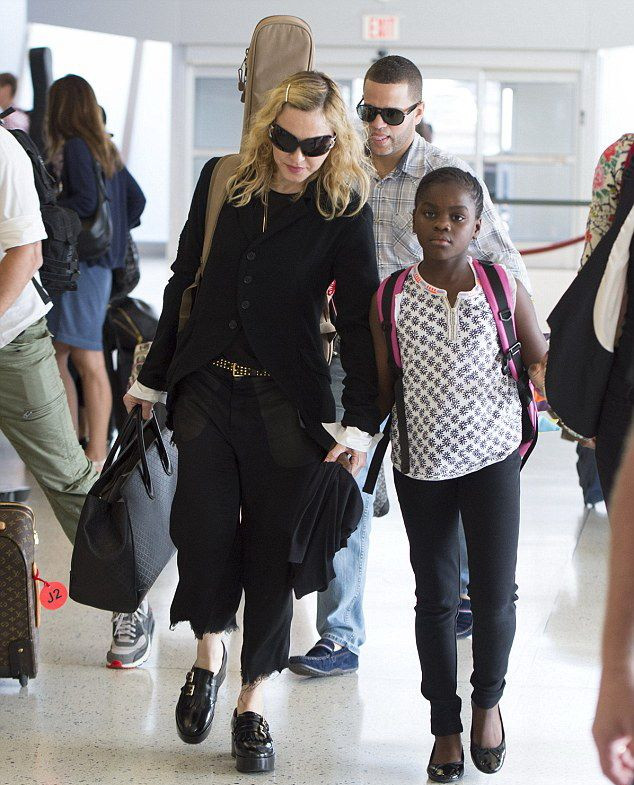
34, 569, 68, 611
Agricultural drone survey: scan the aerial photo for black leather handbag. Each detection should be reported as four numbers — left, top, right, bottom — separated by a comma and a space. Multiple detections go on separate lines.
77, 158, 112, 261
546, 148, 634, 438
111, 231, 141, 301
69, 407, 177, 613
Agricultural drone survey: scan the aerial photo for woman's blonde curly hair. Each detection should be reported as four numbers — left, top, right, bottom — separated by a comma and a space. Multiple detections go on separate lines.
226, 71, 370, 220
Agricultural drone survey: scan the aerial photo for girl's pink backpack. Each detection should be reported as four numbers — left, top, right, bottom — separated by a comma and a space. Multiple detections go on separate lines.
364, 260, 538, 490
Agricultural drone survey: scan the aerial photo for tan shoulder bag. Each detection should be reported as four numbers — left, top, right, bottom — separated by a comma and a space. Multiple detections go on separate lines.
177, 154, 240, 332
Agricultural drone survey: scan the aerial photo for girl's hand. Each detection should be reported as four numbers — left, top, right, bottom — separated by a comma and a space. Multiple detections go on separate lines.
324, 443, 366, 476
528, 352, 547, 395
123, 392, 154, 420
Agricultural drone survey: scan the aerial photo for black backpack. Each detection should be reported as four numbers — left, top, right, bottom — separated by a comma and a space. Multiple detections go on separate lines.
2, 113, 81, 293
103, 297, 159, 432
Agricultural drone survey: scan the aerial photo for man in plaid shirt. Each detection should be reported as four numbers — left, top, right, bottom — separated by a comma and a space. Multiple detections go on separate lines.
289, 56, 531, 681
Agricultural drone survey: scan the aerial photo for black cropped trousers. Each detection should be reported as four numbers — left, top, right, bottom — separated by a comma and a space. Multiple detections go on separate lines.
169, 363, 324, 684
394, 450, 521, 736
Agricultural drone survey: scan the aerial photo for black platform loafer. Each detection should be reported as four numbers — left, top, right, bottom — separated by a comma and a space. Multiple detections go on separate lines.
426, 743, 465, 783
175, 643, 227, 744
231, 709, 275, 773
470, 707, 506, 774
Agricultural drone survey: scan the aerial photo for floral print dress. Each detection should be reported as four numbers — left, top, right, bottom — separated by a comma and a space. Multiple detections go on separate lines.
581, 133, 634, 265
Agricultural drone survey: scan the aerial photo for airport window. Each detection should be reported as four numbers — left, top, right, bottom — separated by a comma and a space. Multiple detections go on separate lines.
423, 79, 478, 158
483, 80, 578, 243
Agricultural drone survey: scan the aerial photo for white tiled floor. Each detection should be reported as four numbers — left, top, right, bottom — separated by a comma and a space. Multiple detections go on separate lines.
0, 428, 609, 785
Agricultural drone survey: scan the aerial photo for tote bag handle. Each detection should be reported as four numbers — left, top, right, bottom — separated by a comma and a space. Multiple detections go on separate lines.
98, 407, 172, 499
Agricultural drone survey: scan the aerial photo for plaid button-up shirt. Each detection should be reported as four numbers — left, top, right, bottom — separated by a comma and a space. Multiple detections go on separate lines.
369, 134, 531, 292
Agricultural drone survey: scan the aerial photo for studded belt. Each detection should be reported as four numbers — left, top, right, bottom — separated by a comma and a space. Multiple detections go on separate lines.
211, 358, 271, 378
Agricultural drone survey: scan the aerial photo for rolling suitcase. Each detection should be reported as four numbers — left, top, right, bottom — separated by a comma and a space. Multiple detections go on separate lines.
0, 502, 39, 686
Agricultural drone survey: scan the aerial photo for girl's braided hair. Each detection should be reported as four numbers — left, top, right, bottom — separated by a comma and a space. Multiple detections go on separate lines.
414, 166, 484, 218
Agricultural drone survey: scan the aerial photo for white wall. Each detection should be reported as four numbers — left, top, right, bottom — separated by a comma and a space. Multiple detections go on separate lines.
1, 0, 27, 75
596, 46, 634, 157
26, 0, 634, 52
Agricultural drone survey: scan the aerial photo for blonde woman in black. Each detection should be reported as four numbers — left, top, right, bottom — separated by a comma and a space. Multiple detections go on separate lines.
124, 71, 380, 773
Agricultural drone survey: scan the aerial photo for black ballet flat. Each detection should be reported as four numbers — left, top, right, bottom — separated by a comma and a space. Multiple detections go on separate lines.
470, 706, 506, 774
231, 709, 275, 773
426, 743, 465, 783
175, 643, 227, 744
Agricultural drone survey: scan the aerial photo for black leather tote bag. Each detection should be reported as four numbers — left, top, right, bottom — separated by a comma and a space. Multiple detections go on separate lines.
111, 231, 141, 301
546, 152, 634, 439
70, 407, 177, 613
76, 159, 113, 261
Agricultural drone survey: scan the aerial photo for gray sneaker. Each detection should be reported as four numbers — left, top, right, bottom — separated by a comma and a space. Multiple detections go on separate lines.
106, 599, 155, 669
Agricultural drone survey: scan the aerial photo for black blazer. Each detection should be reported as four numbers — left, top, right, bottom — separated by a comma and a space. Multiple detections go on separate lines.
139, 159, 381, 436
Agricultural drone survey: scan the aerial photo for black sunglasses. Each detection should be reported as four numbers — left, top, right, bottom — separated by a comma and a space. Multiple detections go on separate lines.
356, 100, 420, 126
269, 123, 336, 157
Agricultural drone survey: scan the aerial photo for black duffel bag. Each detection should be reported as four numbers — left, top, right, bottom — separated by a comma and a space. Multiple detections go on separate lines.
70, 407, 177, 613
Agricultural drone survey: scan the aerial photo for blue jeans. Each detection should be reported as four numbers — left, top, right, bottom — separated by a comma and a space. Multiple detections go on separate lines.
317, 356, 375, 655
317, 455, 374, 655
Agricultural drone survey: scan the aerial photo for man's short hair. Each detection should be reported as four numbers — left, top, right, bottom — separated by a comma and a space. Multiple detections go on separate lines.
0, 73, 18, 97
364, 56, 422, 101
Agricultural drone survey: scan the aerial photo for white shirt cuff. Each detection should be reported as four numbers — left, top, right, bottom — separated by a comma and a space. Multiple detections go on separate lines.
321, 422, 383, 453
128, 380, 167, 404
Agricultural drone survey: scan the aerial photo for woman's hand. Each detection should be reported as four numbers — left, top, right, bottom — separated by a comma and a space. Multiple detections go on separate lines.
123, 392, 154, 420
324, 443, 366, 477
593, 668, 634, 785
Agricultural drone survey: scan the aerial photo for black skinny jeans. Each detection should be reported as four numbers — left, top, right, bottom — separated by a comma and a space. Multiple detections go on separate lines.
169, 363, 324, 684
394, 450, 521, 736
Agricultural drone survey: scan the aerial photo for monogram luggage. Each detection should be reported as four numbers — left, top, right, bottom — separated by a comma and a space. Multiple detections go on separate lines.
0, 503, 39, 686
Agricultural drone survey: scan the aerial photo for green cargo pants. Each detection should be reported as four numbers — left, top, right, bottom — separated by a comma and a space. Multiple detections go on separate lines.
0, 317, 97, 542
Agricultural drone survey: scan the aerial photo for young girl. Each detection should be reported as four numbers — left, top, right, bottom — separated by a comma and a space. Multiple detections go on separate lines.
370, 167, 547, 782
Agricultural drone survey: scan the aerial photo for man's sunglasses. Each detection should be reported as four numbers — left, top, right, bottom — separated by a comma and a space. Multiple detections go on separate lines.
356, 100, 420, 126
269, 123, 336, 157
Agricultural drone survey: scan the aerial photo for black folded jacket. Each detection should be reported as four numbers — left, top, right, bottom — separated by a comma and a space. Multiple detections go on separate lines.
289, 461, 364, 599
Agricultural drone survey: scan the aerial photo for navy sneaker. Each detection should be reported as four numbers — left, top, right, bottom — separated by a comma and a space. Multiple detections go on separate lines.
456, 598, 473, 639
288, 638, 358, 677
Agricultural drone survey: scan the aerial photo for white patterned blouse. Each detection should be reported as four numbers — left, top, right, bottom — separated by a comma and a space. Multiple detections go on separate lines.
390, 259, 522, 481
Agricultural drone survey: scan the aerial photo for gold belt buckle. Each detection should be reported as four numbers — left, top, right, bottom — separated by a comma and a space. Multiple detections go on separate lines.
231, 362, 248, 378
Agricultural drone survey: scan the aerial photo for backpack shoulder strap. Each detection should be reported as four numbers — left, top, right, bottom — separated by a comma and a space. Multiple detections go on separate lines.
376, 265, 413, 372
473, 259, 539, 466
7, 127, 57, 204
473, 259, 522, 381
373, 265, 415, 478
199, 154, 241, 277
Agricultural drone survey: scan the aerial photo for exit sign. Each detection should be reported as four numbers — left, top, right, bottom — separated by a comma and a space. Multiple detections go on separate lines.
362, 15, 400, 41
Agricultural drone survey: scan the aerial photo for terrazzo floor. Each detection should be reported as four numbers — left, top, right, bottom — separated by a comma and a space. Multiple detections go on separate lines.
0, 430, 609, 785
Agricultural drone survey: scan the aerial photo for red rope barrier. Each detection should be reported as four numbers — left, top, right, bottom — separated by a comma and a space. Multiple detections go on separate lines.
518, 235, 585, 255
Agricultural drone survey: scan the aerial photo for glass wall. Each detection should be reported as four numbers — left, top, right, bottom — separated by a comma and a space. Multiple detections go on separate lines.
423, 79, 478, 160
22, 24, 171, 244
483, 80, 578, 242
